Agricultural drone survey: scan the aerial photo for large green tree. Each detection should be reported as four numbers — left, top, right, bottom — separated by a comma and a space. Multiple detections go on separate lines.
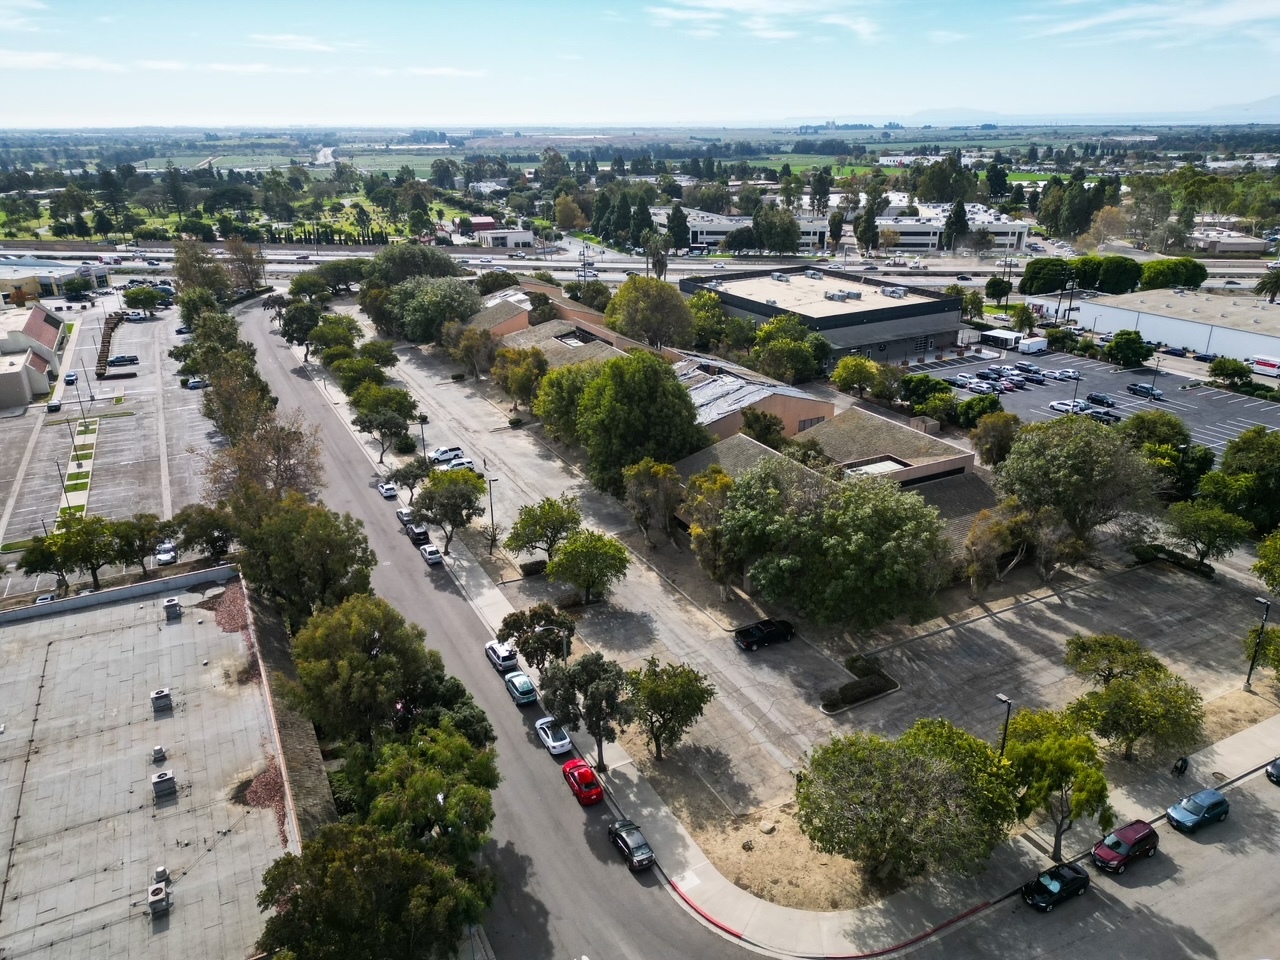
1065, 633, 1164, 687
622, 457, 682, 546
1103, 329, 1156, 369
1167, 499, 1252, 562
532, 361, 605, 444
352, 409, 408, 464
969, 412, 1022, 467
237, 493, 376, 629
388, 276, 481, 343
1210, 425, 1280, 533
625, 657, 715, 761
576, 351, 707, 495
1005, 708, 1114, 863
603, 276, 693, 350
497, 603, 576, 674
795, 719, 1017, 881
831, 356, 879, 397
503, 494, 583, 561
1070, 671, 1203, 761
545, 528, 630, 604
997, 415, 1157, 542
255, 823, 492, 960
413, 469, 487, 554
540, 652, 630, 770
721, 459, 949, 626
686, 464, 737, 600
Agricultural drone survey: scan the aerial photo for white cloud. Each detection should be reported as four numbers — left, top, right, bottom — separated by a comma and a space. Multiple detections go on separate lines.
0, 0, 47, 31
137, 60, 188, 71
247, 32, 357, 53
1027, 0, 1280, 41
0, 49, 123, 71
404, 66, 486, 77
208, 62, 311, 75
648, 0, 880, 41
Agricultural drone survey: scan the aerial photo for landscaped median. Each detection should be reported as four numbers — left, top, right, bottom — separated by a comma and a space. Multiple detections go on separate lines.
819, 655, 900, 714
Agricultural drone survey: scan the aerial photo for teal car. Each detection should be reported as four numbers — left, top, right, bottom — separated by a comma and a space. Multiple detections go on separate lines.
504, 671, 537, 706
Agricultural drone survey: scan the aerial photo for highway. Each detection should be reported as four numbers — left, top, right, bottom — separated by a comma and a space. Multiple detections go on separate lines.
233, 297, 753, 960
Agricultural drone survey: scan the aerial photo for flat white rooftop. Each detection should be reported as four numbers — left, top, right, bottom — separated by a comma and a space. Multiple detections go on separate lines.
1094, 289, 1280, 339
710, 271, 939, 319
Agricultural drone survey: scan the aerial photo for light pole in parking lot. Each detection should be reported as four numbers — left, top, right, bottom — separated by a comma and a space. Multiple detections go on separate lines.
1150, 356, 1163, 396
996, 693, 1013, 758
1245, 597, 1271, 691
486, 476, 499, 554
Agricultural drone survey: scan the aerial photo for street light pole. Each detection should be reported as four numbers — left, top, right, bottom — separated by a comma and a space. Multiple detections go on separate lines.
1150, 356, 1163, 397
1245, 597, 1272, 691
486, 476, 499, 555
996, 693, 1013, 758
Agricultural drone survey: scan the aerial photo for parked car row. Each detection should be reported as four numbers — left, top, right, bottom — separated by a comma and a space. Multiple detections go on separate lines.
1024, 785, 1243, 914
951, 365, 1082, 396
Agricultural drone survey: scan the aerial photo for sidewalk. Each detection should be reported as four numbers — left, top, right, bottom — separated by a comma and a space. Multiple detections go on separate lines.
292, 313, 1280, 959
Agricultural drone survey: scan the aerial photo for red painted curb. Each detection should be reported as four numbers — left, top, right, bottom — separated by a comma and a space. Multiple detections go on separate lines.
668, 874, 990, 960
669, 877, 745, 940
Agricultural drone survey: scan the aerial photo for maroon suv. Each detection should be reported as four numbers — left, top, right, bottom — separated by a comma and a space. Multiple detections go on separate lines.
1091, 820, 1159, 874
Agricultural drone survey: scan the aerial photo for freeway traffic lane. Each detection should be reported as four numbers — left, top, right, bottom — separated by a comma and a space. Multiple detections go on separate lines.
234, 299, 752, 960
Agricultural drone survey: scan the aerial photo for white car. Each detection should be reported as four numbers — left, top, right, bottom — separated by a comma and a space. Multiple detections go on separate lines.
155, 541, 178, 565
712, 263, 725, 269
480, 257, 493, 263
419, 543, 444, 565
429, 446, 464, 464
1049, 399, 1089, 414
535, 717, 574, 755
1057, 368, 1082, 380
377, 481, 398, 499
484, 639, 519, 672
968, 382, 994, 395
954, 373, 975, 385
448, 457, 481, 475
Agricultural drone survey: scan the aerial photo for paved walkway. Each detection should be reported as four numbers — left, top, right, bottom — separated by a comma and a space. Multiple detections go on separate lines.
286, 310, 1280, 959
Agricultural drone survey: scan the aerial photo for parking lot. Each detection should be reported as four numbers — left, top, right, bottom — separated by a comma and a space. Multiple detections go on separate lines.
926, 353, 1280, 453
0, 290, 215, 597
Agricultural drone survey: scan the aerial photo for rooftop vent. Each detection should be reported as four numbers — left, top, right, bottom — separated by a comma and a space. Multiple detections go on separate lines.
150, 688, 172, 712
151, 769, 177, 798
770, 272, 789, 282
152, 745, 166, 762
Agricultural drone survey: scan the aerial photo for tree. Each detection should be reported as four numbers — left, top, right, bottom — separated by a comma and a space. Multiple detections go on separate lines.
386, 456, 434, 505
331, 356, 387, 394
831, 355, 878, 397
753, 203, 801, 253
941, 199, 970, 250
255, 823, 492, 960
110, 512, 167, 577
997, 415, 1157, 542
55, 513, 117, 590
281, 299, 323, 346
1166, 499, 1251, 562
1255, 528, 1280, 597
622, 458, 682, 546
540, 652, 630, 770
667, 203, 689, 250
969, 412, 1022, 467
17, 534, 72, 591
603, 276, 693, 350
289, 594, 442, 744
201, 409, 324, 504
739, 407, 786, 450
492, 346, 549, 411
545, 528, 630, 605
1255, 270, 1280, 304
963, 497, 1034, 596
1207, 357, 1254, 390
352, 409, 409, 464
1117, 408, 1191, 450
985, 276, 1012, 303
503, 495, 582, 561
414, 469, 486, 554
532, 361, 605, 444
795, 719, 1017, 881
565, 278, 613, 312
554, 194, 585, 231
237, 494, 376, 629
854, 209, 880, 254
1070, 670, 1203, 761
827, 209, 845, 250
351, 385, 416, 422
289, 271, 333, 305
721, 460, 949, 627
224, 235, 266, 290
1103, 329, 1155, 369
1214, 425, 1280, 533
626, 657, 715, 761
686, 464, 737, 600
1005, 709, 1115, 863
172, 502, 235, 560
123, 286, 164, 315
390, 276, 481, 343
1065, 633, 1164, 687
576, 351, 707, 496
497, 603, 576, 674
172, 240, 231, 299
447, 325, 495, 379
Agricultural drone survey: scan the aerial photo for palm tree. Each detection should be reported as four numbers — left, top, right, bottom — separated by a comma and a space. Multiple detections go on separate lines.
1255, 270, 1280, 304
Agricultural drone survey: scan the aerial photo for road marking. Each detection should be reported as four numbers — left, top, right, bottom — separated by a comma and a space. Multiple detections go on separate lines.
1245, 399, 1269, 408
1227, 396, 1251, 403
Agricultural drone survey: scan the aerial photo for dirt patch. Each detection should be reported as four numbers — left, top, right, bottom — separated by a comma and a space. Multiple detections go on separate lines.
616, 725, 890, 911
454, 523, 523, 583
1198, 687, 1280, 749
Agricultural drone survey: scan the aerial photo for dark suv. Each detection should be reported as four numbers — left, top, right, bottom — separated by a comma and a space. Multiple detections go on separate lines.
1127, 382, 1163, 400
1085, 392, 1115, 407
1091, 820, 1158, 874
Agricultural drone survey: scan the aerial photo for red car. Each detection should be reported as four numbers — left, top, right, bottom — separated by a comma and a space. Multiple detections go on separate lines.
562, 758, 604, 805
1091, 820, 1158, 873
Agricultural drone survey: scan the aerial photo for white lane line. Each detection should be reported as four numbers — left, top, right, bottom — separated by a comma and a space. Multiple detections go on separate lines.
1227, 396, 1251, 403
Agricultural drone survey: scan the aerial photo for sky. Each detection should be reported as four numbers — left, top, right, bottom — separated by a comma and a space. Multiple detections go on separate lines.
4, 0, 1280, 128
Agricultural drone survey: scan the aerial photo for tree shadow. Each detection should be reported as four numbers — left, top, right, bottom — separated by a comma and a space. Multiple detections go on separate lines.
669, 741, 761, 817
480, 840, 554, 960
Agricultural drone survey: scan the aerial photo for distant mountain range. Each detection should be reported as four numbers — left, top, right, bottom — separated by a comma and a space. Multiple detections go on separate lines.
784, 95, 1280, 128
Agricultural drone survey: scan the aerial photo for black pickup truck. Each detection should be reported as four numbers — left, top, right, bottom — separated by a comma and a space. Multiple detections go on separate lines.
733, 618, 794, 651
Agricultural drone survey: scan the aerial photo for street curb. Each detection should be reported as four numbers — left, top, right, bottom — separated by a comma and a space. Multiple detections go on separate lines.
668, 875, 991, 960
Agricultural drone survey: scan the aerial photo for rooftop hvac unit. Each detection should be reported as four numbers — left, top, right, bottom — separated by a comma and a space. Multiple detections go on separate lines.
147, 883, 171, 916
765, 299, 778, 306
805, 269, 822, 279
844, 290, 862, 300
770, 272, 789, 282
151, 769, 177, 798
162, 597, 182, 621
150, 688, 172, 712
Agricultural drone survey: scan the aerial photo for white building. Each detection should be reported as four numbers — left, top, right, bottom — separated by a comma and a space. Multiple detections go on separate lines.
476, 228, 535, 249
833, 202, 1028, 254
650, 206, 828, 251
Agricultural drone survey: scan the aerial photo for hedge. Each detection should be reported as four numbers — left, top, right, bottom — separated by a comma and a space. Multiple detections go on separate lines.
819, 655, 899, 712
518, 558, 548, 577
1131, 542, 1214, 580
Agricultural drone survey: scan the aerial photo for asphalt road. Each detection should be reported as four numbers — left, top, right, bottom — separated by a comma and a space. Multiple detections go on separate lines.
912, 770, 1280, 960
233, 298, 753, 960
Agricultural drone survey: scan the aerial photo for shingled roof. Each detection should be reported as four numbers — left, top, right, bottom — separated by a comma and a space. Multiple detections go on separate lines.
802, 406, 964, 466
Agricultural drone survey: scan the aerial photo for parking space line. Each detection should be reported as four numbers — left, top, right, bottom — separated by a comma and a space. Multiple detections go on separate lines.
1227, 396, 1251, 403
